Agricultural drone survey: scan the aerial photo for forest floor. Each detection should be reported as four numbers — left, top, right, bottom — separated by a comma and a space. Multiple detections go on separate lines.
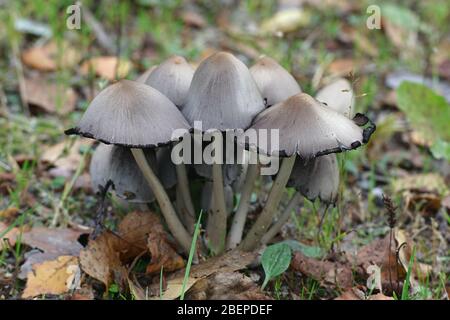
0, 0, 449, 300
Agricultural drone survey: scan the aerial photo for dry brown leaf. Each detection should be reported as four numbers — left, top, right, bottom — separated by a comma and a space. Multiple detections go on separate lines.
291, 252, 354, 289
24, 77, 77, 115
79, 231, 124, 287
117, 211, 160, 261
41, 140, 92, 178
335, 287, 394, 300
392, 173, 449, 215
327, 58, 359, 77
0, 207, 19, 223
161, 250, 257, 300
80, 56, 132, 80
22, 255, 79, 298
180, 11, 206, 28
186, 272, 270, 300
19, 227, 85, 279
22, 41, 81, 72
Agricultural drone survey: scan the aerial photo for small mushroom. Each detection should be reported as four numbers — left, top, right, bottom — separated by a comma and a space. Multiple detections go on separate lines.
181, 51, 265, 254
240, 92, 375, 250
315, 78, 355, 118
287, 154, 339, 205
90, 143, 157, 203
66, 79, 193, 254
182, 51, 265, 130
144, 55, 195, 107
250, 55, 302, 107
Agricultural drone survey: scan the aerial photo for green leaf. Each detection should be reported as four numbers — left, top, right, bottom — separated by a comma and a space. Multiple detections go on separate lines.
261, 243, 292, 290
396, 81, 450, 152
281, 240, 325, 258
382, 4, 420, 30
430, 140, 450, 161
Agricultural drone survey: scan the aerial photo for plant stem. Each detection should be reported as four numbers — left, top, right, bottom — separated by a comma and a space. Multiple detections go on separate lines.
239, 156, 296, 251
206, 163, 228, 255
176, 163, 196, 234
227, 164, 259, 249
261, 192, 303, 245
131, 148, 192, 254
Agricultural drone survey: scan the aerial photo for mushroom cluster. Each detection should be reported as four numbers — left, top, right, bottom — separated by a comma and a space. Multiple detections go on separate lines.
66, 52, 375, 256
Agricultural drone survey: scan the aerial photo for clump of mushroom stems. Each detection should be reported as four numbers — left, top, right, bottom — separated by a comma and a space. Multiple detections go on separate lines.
131, 148, 192, 254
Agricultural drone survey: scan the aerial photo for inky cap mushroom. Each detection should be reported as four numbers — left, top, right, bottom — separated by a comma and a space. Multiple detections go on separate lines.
144, 56, 194, 107
247, 92, 375, 159
65, 79, 190, 148
182, 52, 265, 131
90, 143, 157, 203
315, 78, 355, 118
287, 154, 339, 204
250, 56, 301, 107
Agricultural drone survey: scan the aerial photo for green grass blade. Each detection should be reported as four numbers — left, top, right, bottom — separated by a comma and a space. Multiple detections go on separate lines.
180, 210, 202, 300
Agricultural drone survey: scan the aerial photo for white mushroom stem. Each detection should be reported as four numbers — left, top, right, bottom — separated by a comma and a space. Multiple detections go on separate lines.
131, 148, 192, 254
227, 164, 259, 249
175, 163, 196, 234
206, 163, 228, 254
261, 191, 303, 245
239, 155, 296, 251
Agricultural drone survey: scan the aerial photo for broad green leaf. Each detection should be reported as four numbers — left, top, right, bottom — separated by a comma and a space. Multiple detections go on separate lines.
431, 140, 450, 161
261, 243, 292, 290
396, 82, 450, 153
382, 4, 420, 30
281, 240, 325, 259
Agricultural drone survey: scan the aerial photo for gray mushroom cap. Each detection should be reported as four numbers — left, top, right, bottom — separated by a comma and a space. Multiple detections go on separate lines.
287, 154, 339, 204
250, 56, 302, 107
315, 78, 355, 118
182, 52, 265, 131
65, 80, 191, 148
90, 143, 157, 203
246, 93, 375, 159
144, 56, 194, 107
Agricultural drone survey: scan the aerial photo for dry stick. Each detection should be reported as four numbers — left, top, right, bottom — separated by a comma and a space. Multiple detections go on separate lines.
176, 163, 196, 234
227, 163, 259, 249
206, 163, 228, 255
131, 148, 192, 254
239, 155, 296, 251
81, 1, 116, 54
261, 191, 303, 245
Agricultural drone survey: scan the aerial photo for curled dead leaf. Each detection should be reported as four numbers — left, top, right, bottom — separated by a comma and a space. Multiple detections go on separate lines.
291, 252, 354, 289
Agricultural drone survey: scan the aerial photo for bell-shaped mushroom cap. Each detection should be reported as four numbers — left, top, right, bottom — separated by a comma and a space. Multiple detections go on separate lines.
90, 144, 156, 203
136, 65, 157, 83
144, 56, 194, 107
250, 56, 301, 107
315, 78, 355, 118
182, 52, 265, 130
247, 93, 375, 159
287, 154, 339, 204
65, 80, 191, 148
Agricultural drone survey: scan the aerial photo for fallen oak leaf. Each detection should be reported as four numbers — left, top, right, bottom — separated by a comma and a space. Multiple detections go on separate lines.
22, 255, 79, 298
